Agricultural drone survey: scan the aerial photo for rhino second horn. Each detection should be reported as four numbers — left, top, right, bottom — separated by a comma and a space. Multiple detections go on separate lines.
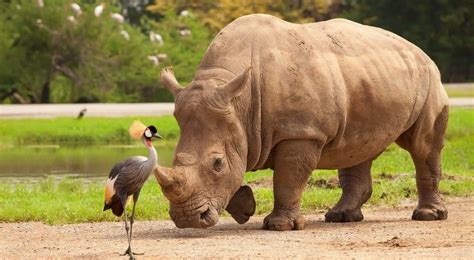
160, 67, 182, 97
218, 67, 251, 102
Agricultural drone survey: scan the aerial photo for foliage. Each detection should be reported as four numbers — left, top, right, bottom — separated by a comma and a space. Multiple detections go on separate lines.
341, 0, 474, 82
0, 1, 472, 103
0, 0, 162, 103
0, 0, 212, 104
146, 11, 212, 86
147, 0, 330, 32
148, 0, 473, 83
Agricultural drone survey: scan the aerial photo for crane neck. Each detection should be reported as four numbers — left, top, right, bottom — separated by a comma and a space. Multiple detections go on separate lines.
146, 141, 158, 167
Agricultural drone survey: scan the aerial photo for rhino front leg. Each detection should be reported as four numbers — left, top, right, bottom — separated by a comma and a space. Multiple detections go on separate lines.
325, 160, 373, 222
263, 140, 320, 231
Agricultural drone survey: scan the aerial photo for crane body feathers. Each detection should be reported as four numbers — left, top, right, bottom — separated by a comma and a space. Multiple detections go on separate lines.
103, 151, 157, 216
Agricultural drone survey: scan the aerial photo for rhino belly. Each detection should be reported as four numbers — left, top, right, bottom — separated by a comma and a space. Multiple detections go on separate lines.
316, 91, 416, 169
317, 132, 400, 169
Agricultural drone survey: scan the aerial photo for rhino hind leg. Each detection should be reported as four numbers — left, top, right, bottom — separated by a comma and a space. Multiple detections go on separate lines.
325, 160, 373, 222
396, 105, 449, 221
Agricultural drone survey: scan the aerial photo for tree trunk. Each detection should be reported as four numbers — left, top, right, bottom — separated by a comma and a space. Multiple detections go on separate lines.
40, 80, 50, 103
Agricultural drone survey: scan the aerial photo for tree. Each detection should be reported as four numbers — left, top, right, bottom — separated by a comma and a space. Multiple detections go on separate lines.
146, 0, 330, 33
0, 0, 160, 103
342, 0, 473, 82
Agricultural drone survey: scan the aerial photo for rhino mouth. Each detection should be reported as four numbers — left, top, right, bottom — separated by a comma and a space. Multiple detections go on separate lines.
171, 202, 219, 229
199, 205, 218, 228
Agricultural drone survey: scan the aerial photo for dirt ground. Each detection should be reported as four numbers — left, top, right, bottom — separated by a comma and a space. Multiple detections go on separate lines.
1, 198, 473, 259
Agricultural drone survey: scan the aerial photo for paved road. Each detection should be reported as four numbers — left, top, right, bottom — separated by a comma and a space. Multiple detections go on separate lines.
449, 97, 474, 108
0, 98, 472, 118
0, 103, 175, 118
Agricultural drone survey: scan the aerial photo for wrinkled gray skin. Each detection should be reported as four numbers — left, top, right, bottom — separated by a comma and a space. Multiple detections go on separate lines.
155, 14, 449, 231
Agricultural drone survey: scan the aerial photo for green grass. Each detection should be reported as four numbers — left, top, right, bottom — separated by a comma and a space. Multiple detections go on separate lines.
0, 178, 169, 224
0, 108, 472, 224
0, 116, 179, 147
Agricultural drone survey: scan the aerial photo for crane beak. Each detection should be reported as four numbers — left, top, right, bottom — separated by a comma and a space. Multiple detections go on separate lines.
153, 133, 163, 139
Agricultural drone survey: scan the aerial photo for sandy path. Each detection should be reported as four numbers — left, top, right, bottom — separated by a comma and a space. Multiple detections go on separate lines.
1, 198, 473, 258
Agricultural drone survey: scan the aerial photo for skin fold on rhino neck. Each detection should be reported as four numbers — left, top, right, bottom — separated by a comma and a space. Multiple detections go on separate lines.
230, 68, 265, 171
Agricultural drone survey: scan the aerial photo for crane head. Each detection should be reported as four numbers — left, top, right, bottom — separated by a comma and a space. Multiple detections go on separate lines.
144, 125, 162, 139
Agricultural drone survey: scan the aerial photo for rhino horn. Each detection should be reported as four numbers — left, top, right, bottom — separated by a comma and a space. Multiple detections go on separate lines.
160, 67, 182, 97
154, 165, 189, 202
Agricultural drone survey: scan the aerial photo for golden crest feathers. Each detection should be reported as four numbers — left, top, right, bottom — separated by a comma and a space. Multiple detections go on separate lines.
128, 120, 147, 140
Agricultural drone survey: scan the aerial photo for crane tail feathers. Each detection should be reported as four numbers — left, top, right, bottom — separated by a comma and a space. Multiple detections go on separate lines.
111, 201, 124, 217
103, 195, 124, 217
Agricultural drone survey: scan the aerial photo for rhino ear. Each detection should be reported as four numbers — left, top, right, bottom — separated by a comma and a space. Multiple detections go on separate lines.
225, 185, 256, 224
219, 67, 251, 102
160, 67, 182, 98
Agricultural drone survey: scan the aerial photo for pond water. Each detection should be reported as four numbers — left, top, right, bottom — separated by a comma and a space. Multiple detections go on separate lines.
0, 145, 175, 180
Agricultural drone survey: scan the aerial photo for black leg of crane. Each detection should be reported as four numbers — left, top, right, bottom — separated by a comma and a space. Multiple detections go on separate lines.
117, 202, 137, 260
120, 208, 135, 259
129, 192, 144, 256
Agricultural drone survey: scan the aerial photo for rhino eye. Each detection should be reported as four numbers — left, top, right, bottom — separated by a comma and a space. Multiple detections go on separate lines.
213, 156, 224, 172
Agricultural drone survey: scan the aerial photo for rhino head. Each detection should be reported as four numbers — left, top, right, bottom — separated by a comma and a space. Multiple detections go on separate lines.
155, 67, 256, 228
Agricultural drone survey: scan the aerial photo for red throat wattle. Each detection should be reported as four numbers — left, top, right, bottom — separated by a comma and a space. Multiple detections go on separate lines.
146, 139, 152, 147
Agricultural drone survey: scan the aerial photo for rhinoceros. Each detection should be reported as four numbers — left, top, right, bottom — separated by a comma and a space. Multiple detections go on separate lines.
155, 14, 449, 231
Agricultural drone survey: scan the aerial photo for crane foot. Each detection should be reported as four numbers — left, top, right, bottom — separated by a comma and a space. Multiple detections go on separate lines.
121, 247, 143, 259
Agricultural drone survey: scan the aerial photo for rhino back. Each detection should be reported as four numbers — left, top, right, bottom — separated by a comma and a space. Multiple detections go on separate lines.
197, 14, 444, 170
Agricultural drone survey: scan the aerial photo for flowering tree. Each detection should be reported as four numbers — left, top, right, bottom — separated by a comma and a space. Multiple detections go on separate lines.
0, 0, 160, 103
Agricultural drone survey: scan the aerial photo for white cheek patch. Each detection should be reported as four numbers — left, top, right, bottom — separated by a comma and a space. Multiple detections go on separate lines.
144, 129, 152, 138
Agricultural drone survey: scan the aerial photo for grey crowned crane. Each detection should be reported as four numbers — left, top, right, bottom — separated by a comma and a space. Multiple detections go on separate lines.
103, 121, 162, 259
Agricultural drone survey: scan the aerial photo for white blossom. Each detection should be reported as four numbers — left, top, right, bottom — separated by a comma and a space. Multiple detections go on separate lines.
111, 13, 125, 23
180, 10, 189, 17
67, 16, 76, 23
120, 30, 130, 41
94, 3, 105, 17
147, 55, 160, 66
71, 3, 82, 15
149, 31, 164, 46
179, 28, 191, 37
157, 53, 168, 61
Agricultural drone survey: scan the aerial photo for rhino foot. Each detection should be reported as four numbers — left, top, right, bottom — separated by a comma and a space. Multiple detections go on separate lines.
325, 208, 364, 222
263, 210, 305, 231
412, 206, 448, 221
